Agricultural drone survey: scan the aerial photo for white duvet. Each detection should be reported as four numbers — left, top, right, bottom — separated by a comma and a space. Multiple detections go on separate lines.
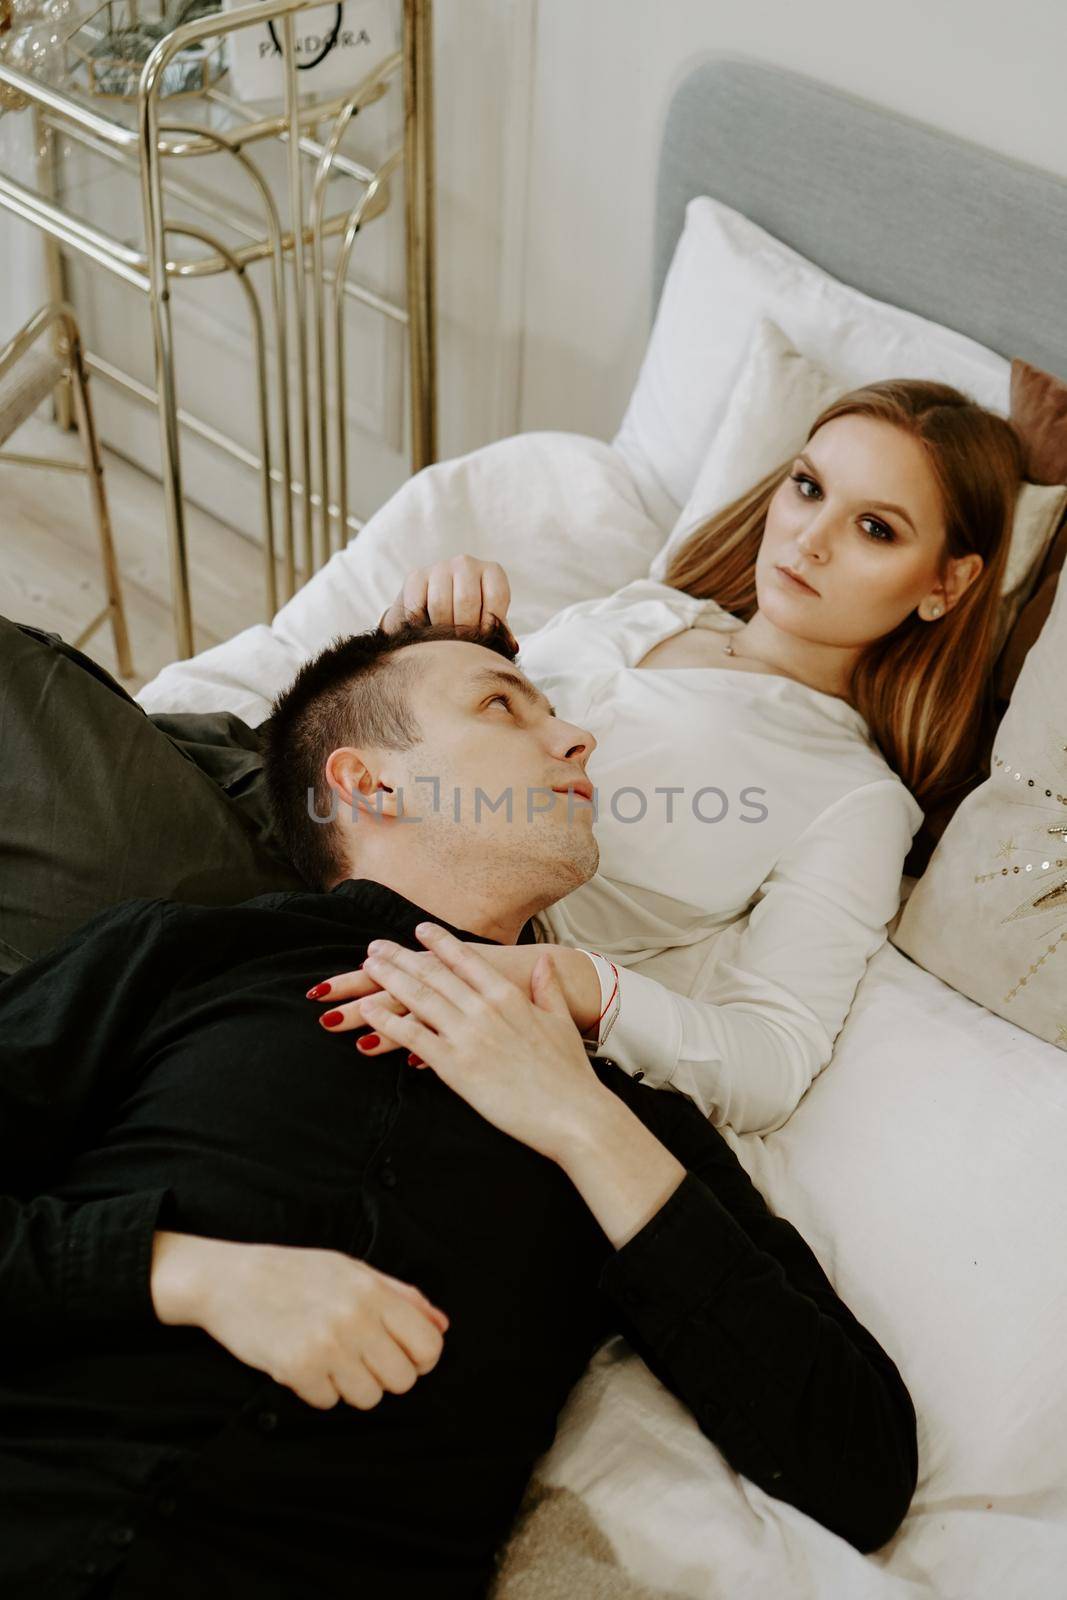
138, 433, 1067, 1600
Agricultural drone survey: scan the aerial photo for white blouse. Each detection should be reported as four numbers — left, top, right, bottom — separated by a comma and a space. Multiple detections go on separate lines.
518, 579, 924, 1134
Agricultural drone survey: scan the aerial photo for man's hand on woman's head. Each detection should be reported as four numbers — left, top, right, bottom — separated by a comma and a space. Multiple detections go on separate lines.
378, 554, 517, 645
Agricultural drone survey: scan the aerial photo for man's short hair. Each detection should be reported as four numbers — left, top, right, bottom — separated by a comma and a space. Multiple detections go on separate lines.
263, 618, 518, 889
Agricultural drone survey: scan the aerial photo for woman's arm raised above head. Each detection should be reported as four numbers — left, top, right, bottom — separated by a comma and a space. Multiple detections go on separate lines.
378, 554, 516, 642
598, 779, 922, 1134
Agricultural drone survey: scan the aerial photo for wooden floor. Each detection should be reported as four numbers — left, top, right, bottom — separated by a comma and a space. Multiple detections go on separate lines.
0, 413, 282, 695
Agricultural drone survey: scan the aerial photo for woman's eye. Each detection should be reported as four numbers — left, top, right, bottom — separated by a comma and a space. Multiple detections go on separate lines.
860, 517, 895, 543
790, 472, 820, 499
788, 470, 894, 541
487, 694, 512, 711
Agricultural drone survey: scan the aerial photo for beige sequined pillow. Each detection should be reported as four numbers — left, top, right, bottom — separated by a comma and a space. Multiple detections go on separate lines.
892, 568, 1067, 1049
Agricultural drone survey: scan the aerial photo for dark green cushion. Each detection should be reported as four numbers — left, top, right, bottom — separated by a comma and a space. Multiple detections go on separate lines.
0, 617, 304, 977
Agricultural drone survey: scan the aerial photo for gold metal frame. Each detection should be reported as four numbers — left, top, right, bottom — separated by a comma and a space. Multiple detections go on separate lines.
0, 0, 437, 659
0, 302, 133, 674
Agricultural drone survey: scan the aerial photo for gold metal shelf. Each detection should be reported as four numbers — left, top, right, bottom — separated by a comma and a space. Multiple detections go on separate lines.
0, 0, 436, 657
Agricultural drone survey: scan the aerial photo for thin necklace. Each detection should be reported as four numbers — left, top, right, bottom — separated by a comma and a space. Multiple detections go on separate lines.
720, 629, 776, 670
720, 626, 840, 698
721, 626, 752, 660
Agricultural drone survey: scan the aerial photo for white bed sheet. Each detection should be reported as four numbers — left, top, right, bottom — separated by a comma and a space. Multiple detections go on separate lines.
137, 432, 668, 722
137, 432, 1067, 1598
535, 941, 1067, 1599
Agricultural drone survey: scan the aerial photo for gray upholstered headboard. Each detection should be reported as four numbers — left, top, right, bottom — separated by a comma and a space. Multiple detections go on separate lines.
654, 58, 1067, 380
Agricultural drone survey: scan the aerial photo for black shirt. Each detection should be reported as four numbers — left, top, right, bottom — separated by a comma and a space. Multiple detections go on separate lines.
0, 880, 917, 1598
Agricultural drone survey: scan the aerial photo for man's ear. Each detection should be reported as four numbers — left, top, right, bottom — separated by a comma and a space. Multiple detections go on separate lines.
324, 747, 403, 820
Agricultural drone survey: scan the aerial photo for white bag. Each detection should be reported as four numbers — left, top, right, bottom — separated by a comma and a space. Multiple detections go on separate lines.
222, 0, 397, 104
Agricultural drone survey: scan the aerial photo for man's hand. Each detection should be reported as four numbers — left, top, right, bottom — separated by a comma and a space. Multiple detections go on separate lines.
358, 928, 607, 1161
150, 1232, 448, 1410
307, 942, 602, 1054
358, 925, 685, 1249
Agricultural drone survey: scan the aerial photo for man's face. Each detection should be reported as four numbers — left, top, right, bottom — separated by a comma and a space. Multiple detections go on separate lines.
373, 641, 600, 906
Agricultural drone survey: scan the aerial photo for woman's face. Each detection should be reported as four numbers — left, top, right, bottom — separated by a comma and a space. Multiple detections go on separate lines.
756, 414, 972, 648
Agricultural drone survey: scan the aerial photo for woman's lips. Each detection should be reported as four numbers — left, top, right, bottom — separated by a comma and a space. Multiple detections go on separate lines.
775, 565, 820, 596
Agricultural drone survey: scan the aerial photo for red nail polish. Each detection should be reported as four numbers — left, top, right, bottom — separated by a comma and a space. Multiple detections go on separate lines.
306, 982, 331, 999
320, 1011, 344, 1028
407, 1053, 424, 1067
357, 1034, 380, 1050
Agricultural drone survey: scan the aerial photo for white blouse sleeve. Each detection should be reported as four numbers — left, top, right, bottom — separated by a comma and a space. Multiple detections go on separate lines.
594, 780, 922, 1136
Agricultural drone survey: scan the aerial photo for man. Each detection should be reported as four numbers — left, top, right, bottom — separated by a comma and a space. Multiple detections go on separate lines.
0, 618, 917, 1599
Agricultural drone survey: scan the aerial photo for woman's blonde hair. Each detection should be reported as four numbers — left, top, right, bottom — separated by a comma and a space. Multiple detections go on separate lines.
662, 380, 1025, 812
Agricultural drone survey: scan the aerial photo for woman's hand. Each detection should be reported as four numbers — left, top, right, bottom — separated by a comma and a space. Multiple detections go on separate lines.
356, 924, 613, 1164
307, 941, 602, 1055
379, 554, 517, 643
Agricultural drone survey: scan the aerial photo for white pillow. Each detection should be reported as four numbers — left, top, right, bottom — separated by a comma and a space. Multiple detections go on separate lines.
649, 319, 843, 579
649, 318, 1067, 637
616, 196, 1013, 519
136, 433, 664, 721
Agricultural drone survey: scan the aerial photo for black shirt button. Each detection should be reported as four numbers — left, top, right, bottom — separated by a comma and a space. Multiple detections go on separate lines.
379, 1166, 398, 1189
109, 1526, 136, 1547
256, 1409, 279, 1433
81, 1559, 103, 1577
623, 1286, 645, 1310
157, 1496, 178, 1518
631, 1069, 644, 1082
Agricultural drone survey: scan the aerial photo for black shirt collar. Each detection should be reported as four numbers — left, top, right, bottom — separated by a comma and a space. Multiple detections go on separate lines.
328, 879, 538, 947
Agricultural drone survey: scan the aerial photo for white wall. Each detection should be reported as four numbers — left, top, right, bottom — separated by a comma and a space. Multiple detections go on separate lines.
0, 0, 535, 538
5, 0, 1064, 533
516, 0, 1067, 442
0, 115, 43, 345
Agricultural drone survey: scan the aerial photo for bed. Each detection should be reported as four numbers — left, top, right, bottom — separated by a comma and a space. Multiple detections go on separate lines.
135, 58, 1067, 1600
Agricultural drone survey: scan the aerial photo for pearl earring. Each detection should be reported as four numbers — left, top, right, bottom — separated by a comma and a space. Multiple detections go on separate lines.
930, 604, 942, 618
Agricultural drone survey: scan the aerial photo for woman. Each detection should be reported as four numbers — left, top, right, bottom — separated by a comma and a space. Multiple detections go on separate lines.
309, 380, 1023, 1133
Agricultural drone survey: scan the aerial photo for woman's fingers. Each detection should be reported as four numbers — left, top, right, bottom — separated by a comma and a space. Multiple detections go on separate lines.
425, 565, 455, 627
310, 983, 410, 1057
360, 996, 439, 1064
400, 569, 431, 621
316, 992, 402, 1034
480, 562, 512, 632
379, 558, 515, 644
360, 937, 529, 1069
306, 966, 407, 1053
307, 945, 498, 1057
449, 559, 486, 630
354, 1019, 408, 1055
306, 967, 379, 1002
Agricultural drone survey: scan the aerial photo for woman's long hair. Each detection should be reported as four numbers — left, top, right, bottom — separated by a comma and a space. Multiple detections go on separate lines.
662, 380, 1025, 812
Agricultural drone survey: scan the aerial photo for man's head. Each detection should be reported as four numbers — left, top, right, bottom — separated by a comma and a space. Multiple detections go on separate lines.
264, 619, 598, 942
